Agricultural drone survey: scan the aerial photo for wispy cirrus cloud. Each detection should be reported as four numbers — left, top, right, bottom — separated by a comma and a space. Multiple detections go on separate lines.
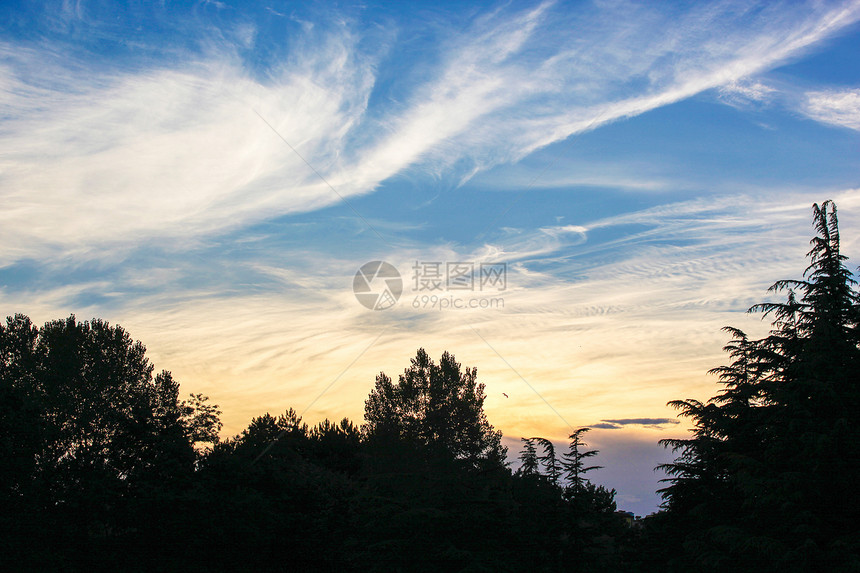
801, 88, 860, 130
0, 33, 380, 265
718, 81, 860, 131
2, 1, 859, 267
718, 79, 778, 108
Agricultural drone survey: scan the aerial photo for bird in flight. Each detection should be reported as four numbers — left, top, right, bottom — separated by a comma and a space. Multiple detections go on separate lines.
502, 393, 509, 398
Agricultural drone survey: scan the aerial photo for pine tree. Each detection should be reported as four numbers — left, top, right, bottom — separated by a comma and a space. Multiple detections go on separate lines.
537, 437, 563, 486
517, 437, 540, 477
562, 428, 601, 497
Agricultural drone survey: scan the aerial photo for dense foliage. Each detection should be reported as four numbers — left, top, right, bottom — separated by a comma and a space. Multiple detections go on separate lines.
0, 328, 625, 571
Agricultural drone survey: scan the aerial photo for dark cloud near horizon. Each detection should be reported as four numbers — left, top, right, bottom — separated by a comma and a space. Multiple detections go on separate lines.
591, 418, 681, 430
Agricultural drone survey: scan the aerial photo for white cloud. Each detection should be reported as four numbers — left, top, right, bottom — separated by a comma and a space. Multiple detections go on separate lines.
2, 1, 859, 266
0, 33, 379, 265
801, 88, 860, 130
437, 0, 860, 166
718, 79, 777, 108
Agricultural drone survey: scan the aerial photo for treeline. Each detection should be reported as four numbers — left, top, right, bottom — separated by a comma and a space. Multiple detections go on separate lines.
2, 201, 859, 572
0, 324, 629, 571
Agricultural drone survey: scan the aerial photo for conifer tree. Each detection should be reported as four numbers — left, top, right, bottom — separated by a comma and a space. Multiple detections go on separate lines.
562, 428, 601, 496
537, 437, 563, 486
518, 437, 540, 476
659, 201, 860, 571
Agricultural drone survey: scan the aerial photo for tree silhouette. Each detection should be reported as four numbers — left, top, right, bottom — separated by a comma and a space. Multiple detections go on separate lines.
562, 428, 602, 497
0, 314, 222, 570
518, 437, 540, 477
658, 201, 860, 571
363, 348, 505, 468
357, 349, 513, 571
537, 437, 563, 486
512, 429, 622, 571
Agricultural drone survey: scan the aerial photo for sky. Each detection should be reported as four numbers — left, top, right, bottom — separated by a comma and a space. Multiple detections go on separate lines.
2, 0, 860, 516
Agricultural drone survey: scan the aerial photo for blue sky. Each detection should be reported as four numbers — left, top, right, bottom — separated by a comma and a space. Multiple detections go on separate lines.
2, 0, 860, 515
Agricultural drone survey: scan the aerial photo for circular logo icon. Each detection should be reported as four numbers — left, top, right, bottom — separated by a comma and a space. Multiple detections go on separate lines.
353, 261, 402, 310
